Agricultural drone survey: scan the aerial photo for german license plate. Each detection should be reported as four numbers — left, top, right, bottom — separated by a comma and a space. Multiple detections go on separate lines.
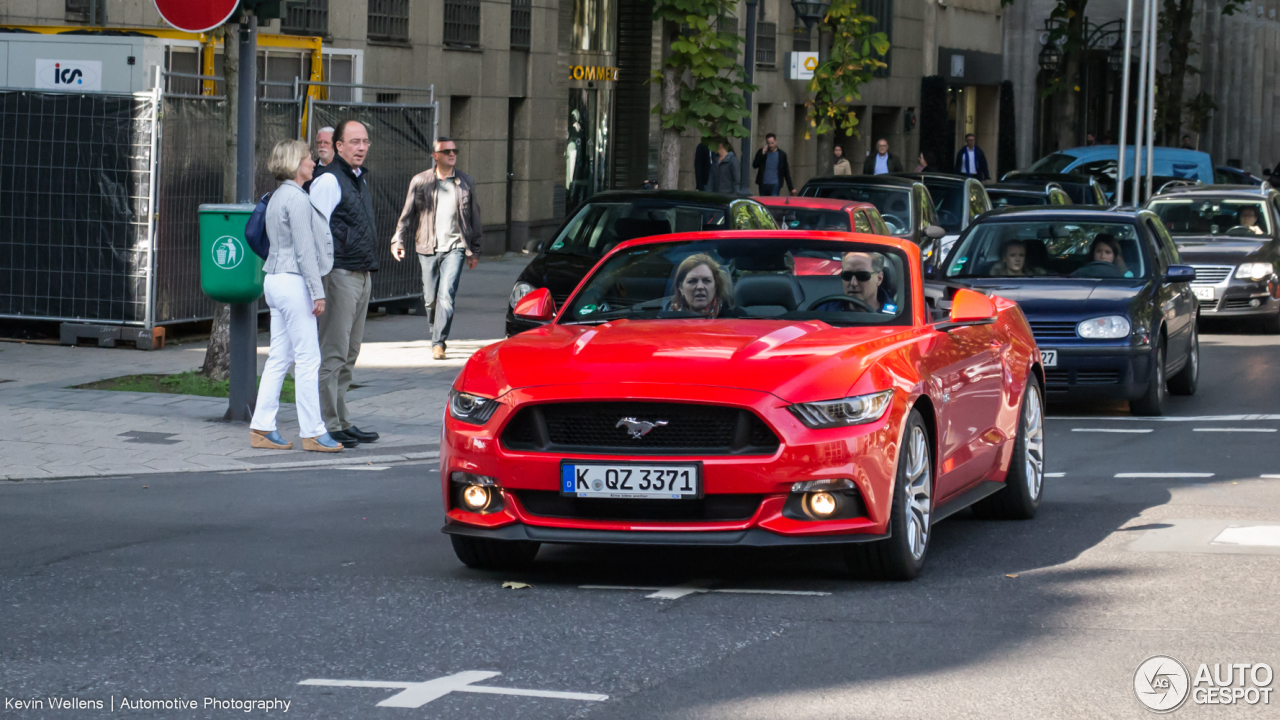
561, 463, 701, 499
1193, 286, 1216, 302
1041, 349, 1058, 367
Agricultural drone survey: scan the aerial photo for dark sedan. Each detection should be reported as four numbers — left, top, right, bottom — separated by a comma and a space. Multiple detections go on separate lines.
506, 191, 777, 335
1147, 185, 1280, 332
998, 172, 1109, 205
987, 182, 1073, 209
943, 207, 1198, 415
798, 175, 946, 262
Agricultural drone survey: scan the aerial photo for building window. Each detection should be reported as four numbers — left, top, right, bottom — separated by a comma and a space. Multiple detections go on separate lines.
65, 0, 105, 24
367, 0, 410, 42
863, 0, 893, 77
282, 0, 328, 36
792, 20, 811, 52
756, 21, 776, 68
376, 92, 401, 104
572, 0, 615, 54
444, 0, 482, 48
511, 0, 532, 50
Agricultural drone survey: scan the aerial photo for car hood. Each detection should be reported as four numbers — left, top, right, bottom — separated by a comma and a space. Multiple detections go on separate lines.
462, 319, 916, 403
961, 278, 1147, 317
1173, 238, 1267, 265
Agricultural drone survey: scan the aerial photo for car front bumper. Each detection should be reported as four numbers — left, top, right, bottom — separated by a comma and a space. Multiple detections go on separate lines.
1040, 343, 1155, 401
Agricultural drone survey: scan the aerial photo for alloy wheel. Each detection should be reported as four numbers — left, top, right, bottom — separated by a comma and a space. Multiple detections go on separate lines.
904, 425, 932, 561
1023, 384, 1045, 499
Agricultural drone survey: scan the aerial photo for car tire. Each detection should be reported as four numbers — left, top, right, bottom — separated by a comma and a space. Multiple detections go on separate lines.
972, 378, 1045, 520
1168, 323, 1199, 396
844, 409, 932, 581
450, 535, 540, 570
1130, 339, 1166, 416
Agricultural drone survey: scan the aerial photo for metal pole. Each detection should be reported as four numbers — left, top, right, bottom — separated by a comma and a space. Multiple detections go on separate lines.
741, 0, 758, 196
228, 12, 259, 423
1144, 0, 1159, 201
1131, 0, 1151, 207
1114, 0, 1135, 208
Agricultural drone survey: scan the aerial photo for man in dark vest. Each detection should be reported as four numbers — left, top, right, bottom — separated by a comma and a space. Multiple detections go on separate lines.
308, 119, 379, 447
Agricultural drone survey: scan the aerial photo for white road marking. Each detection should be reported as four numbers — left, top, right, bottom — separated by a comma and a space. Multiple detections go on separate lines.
1212, 526, 1280, 547
1071, 428, 1153, 433
579, 583, 830, 598
1114, 472, 1215, 478
1045, 472, 1066, 477
299, 672, 607, 708
334, 466, 390, 471
646, 580, 715, 599
1052, 414, 1280, 422
1193, 428, 1278, 433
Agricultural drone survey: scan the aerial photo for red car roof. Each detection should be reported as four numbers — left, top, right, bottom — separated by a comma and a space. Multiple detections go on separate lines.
751, 195, 879, 213
608, 229, 919, 258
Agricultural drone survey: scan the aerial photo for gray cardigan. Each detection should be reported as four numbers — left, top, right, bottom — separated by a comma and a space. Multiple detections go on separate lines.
263, 180, 334, 300
711, 151, 742, 196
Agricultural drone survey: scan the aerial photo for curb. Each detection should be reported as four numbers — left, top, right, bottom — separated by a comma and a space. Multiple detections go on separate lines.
2, 451, 440, 483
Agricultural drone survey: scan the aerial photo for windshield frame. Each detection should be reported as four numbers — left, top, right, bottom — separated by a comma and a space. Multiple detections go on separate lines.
1146, 197, 1273, 238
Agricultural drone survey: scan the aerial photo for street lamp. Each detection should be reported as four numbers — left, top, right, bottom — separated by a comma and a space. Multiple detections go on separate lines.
1039, 42, 1063, 73
791, 0, 831, 29
1107, 39, 1125, 74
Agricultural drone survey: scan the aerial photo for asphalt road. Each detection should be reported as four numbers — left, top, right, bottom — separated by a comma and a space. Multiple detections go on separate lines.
4, 322, 1280, 719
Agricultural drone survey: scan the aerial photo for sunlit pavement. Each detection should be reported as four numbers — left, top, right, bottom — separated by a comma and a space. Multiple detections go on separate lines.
2, 323, 1278, 718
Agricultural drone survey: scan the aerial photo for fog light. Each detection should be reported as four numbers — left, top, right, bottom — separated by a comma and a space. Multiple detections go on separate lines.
461, 484, 491, 511
806, 491, 838, 518
1251, 298, 1262, 307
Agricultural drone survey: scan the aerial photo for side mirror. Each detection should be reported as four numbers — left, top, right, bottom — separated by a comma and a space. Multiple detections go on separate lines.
925, 224, 947, 240
938, 288, 997, 330
513, 287, 556, 322
1166, 265, 1196, 283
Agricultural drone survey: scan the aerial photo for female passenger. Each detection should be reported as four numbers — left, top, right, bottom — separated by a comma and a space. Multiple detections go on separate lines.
989, 240, 1045, 277
667, 254, 735, 318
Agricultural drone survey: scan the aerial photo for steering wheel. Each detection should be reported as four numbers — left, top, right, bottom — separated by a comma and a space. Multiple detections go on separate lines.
803, 294, 876, 313
1224, 226, 1257, 237
881, 213, 907, 230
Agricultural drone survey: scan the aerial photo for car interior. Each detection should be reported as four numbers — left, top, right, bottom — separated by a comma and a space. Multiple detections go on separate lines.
1149, 200, 1271, 236
549, 203, 731, 257
946, 223, 1147, 279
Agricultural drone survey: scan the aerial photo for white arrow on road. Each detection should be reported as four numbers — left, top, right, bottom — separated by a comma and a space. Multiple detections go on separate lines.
299, 672, 607, 708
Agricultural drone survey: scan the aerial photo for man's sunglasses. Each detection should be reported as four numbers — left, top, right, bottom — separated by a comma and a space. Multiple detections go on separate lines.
435, 148, 458, 155
841, 270, 875, 282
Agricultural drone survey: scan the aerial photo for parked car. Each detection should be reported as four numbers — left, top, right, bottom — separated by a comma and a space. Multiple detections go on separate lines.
798, 175, 947, 264
1215, 166, 1264, 186
506, 191, 777, 335
1146, 184, 1280, 332
753, 195, 891, 235
1027, 145, 1215, 186
998, 172, 1109, 205
942, 206, 1199, 415
986, 182, 1073, 209
892, 173, 992, 259
446, 230, 1046, 580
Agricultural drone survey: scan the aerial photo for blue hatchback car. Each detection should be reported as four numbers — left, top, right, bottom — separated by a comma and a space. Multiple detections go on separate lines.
942, 207, 1199, 415
1028, 146, 1216, 188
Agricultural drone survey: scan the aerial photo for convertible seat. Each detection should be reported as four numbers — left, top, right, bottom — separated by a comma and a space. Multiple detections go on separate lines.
735, 275, 804, 316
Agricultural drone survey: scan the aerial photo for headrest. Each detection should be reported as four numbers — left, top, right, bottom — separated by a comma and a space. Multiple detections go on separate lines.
614, 218, 672, 242
735, 275, 804, 311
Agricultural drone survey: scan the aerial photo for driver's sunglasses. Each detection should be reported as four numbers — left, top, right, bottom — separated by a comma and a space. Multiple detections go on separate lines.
435, 148, 458, 155
841, 270, 874, 282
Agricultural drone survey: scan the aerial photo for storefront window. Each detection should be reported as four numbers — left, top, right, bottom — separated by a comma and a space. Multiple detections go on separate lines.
566, 87, 613, 213
572, 0, 615, 54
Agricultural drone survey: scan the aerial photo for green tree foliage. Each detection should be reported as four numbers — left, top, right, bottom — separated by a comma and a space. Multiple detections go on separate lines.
650, 0, 755, 143
802, 1, 890, 140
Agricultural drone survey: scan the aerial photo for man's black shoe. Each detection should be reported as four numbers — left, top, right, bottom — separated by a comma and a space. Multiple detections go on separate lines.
328, 429, 360, 448
345, 426, 380, 442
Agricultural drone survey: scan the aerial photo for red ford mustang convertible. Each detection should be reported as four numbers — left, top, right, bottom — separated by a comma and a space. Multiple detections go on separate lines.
442, 231, 1045, 579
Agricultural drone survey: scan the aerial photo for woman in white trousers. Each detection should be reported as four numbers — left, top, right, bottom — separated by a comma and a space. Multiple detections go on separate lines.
250, 140, 342, 452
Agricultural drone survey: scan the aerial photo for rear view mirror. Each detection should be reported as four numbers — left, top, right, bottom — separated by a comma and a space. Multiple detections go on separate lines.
925, 225, 946, 240
938, 288, 997, 331
1166, 265, 1196, 283
513, 287, 556, 322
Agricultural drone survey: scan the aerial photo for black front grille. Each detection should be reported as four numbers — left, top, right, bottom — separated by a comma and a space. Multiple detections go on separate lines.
1045, 369, 1070, 386
514, 491, 763, 521
1030, 321, 1078, 341
1223, 297, 1262, 310
501, 402, 780, 455
1044, 369, 1120, 387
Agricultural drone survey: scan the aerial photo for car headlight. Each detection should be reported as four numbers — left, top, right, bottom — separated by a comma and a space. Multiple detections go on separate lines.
1236, 262, 1274, 281
1077, 315, 1131, 339
509, 281, 535, 308
788, 390, 893, 429
448, 390, 499, 424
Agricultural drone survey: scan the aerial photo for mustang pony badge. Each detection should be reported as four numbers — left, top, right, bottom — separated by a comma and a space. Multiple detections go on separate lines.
616, 418, 668, 439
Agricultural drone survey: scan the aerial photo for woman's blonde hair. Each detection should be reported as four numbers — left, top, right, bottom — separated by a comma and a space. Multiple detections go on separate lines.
268, 139, 311, 181
670, 253, 734, 311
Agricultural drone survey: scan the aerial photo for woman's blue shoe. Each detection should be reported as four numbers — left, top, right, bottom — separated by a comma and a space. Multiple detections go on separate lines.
303, 432, 343, 453
251, 429, 291, 450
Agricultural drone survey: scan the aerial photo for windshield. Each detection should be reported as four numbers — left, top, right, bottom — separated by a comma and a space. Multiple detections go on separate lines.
1028, 153, 1077, 174
563, 238, 912, 327
989, 190, 1048, 208
801, 184, 913, 236
767, 206, 850, 231
946, 221, 1148, 279
1147, 199, 1271, 237
922, 180, 966, 232
549, 201, 729, 256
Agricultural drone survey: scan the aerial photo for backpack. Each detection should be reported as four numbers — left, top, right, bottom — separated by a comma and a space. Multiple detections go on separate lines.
244, 191, 274, 260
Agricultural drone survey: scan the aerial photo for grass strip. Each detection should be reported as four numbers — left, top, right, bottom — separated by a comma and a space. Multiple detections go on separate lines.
73, 370, 295, 403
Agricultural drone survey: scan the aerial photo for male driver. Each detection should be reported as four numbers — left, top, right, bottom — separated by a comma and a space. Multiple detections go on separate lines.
954, 133, 990, 181
863, 139, 903, 175
815, 252, 896, 313
303, 126, 335, 192
309, 119, 380, 447
752, 133, 795, 196
391, 136, 483, 360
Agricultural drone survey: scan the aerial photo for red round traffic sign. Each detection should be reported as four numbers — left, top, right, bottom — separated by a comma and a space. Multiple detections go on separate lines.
153, 0, 240, 33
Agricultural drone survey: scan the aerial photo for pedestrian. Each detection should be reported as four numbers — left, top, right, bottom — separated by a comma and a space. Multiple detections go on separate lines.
1085, 133, 1097, 147
711, 140, 742, 196
303, 126, 335, 192
915, 150, 937, 173
249, 140, 342, 453
694, 140, 713, 192
832, 145, 852, 175
953, 134, 990, 181
308, 119, 380, 448
863, 138, 903, 175
391, 136, 483, 361
752, 133, 795, 195
1181, 135, 1194, 150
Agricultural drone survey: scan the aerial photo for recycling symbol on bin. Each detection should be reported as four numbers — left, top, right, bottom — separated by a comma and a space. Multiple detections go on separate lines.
212, 235, 246, 270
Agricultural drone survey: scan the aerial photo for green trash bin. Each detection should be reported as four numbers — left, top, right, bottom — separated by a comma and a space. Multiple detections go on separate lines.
199, 203, 265, 304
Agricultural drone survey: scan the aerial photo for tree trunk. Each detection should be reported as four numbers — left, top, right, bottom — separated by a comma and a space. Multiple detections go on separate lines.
201, 22, 239, 382
1161, 0, 1195, 144
1055, 7, 1085, 152
658, 20, 681, 191
814, 26, 835, 177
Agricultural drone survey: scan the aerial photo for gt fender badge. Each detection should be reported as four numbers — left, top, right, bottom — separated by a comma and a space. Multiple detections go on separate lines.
616, 418, 668, 439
